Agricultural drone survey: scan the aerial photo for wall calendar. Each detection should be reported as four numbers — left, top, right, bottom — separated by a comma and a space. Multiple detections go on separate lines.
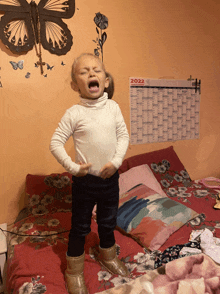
130, 77, 200, 145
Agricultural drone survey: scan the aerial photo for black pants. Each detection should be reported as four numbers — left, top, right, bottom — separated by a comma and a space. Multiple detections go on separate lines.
67, 171, 119, 257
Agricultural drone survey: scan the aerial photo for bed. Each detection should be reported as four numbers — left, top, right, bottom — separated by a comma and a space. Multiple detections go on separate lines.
4, 146, 220, 294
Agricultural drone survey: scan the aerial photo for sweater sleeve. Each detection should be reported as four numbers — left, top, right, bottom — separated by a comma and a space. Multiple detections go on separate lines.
49, 109, 80, 175
110, 103, 129, 169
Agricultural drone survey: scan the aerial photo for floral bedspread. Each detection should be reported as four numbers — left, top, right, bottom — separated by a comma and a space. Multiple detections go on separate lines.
5, 157, 220, 294
6, 210, 159, 294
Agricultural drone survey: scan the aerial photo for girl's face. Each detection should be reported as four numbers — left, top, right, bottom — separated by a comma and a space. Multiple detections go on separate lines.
72, 55, 109, 99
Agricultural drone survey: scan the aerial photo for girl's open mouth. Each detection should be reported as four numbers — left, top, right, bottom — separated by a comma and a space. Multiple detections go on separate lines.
89, 81, 99, 92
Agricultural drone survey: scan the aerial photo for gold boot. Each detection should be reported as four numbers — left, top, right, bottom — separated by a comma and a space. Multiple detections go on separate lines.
97, 244, 129, 277
65, 252, 88, 294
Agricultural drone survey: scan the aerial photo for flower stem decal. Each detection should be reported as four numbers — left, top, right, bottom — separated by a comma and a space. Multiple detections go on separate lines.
93, 12, 108, 62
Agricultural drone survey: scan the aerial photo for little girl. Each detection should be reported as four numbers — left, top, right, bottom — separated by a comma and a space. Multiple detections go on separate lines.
50, 53, 129, 294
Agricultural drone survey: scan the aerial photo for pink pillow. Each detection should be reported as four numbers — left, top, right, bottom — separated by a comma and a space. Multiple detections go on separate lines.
119, 164, 167, 197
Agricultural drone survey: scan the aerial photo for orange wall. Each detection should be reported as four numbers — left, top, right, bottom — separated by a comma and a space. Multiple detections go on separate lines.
1, 0, 220, 224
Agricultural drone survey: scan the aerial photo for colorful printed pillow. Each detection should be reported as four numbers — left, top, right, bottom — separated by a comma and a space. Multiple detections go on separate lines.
119, 164, 167, 197
116, 184, 199, 251
25, 172, 72, 217
119, 146, 192, 190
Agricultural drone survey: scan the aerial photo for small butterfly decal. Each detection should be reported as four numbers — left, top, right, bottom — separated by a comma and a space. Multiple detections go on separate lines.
0, 0, 75, 74
46, 63, 54, 70
10, 60, 24, 70
25, 72, 31, 78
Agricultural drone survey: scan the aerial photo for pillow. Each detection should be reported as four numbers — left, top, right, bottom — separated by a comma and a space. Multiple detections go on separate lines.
199, 177, 220, 189
119, 146, 191, 190
119, 164, 167, 197
116, 184, 199, 251
26, 172, 72, 217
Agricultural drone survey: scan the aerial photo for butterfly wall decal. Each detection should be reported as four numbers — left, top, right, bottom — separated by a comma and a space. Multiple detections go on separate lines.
0, 0, 75, 74
25, 72, 31, 78
10, 60, 24, 70
46, 63, 54, 70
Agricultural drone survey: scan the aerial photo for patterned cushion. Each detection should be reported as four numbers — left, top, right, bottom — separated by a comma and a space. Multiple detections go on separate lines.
116, 184, 199, 251
25, 172, 72, 217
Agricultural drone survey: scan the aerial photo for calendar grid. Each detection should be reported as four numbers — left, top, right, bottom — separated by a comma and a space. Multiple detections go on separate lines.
130, 78, 200, 145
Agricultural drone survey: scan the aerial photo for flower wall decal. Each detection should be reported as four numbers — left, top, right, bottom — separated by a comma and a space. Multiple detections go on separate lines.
93, 12, 108, 61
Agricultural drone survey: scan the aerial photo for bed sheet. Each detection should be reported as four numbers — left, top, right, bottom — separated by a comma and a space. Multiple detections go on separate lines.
6, 180, 220, 294
5, 144, 220, 294
5, 212, 156, 294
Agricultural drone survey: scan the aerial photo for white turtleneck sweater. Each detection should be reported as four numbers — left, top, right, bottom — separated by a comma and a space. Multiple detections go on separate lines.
50, 93, 129, 177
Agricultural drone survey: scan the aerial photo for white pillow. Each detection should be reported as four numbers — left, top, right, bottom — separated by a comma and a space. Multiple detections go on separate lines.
119, 164, 167, 197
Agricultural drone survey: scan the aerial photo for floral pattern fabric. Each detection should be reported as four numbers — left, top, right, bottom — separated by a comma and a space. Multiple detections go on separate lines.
6, 149, 220, 294
5, 173, 159, 294
20, 173, 73, 221
150, 159, 218, 203
154, 241, 201, 269
6, 209, 158, 294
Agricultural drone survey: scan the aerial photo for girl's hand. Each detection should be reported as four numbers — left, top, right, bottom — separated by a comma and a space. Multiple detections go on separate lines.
100, 162, 117, 179
76, 162, 92, 177
92, 204, 97, 221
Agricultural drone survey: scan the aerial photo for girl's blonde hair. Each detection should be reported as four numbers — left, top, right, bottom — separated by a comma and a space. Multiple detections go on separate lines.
105, 72, 114, 99
71, 53, 114, 99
